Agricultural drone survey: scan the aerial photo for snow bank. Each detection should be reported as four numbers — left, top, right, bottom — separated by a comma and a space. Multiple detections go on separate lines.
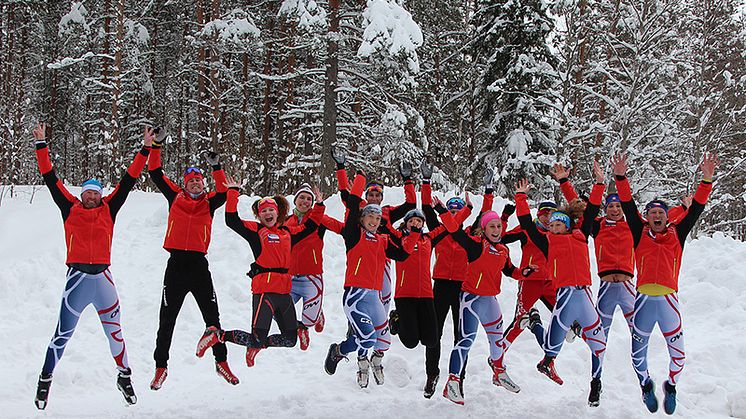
0, 185, 743, 417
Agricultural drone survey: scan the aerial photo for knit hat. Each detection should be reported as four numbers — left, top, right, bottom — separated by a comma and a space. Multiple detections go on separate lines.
549, 211, 571, 230
257, 197, 279, 213
81, 179, 103, 195
480, 211, 501, 230
605, 194, 621, 207
184, 167, 204, 184
446, 197, 466, 211
365, 181, 384, 196
645, 199, 668, 214
361, 204, 383, 217
403, 209, 425, 224
537, 201, 557, 217
294, 183, 314, 203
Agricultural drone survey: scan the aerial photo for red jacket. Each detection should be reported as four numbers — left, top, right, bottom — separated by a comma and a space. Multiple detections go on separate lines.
593, 218, 635, 277
35, 143, 148, 265
148, 148, 228, 254
286, 213, 344, 276
616, 176, 712, 291
342, 173, 419, 290
336, 168, 416, 228
225, 189, 324, 294
502, 225, 550, 281
462, 241, 519, 296
515, 182, 605, 288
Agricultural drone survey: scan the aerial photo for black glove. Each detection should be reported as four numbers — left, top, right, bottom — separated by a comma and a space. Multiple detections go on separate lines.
152, 127, 167, 149
433, 203, 447, 215
331, 146, 346, 169
204, 151, 220, 167
522, 266, 536, 277
420, 160, 433, 181
410, 226, 422, 233
502, 204, 515, 219
399, 161, 413, 180
483, 168, 494, 190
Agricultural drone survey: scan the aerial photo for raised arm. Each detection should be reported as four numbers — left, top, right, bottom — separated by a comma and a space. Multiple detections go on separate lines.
551, 163, 579, 203
342, 172, 367, 250
674, 152, 718, 245
441, 206, 483, 262
205, 151, 228, 214
147, 132, 180, 205
420, 161, 440, 231
514, 179, 549, 257
612, 154, 644, 247
387, 161, 416, 223
33, 123, 77, 219
385, 230, 421, 261
224, 185, 263, 257
332, 146, 351, 206
579, 161, 606, 238
104, 126, 153, 219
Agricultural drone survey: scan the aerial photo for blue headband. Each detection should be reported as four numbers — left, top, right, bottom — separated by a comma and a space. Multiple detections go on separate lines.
549, 211, 571, 230
645, 200, 669, 214
605, 194, 621, 207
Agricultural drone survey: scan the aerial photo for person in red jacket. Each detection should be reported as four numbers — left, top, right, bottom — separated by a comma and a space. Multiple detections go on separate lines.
515, 160, 608, 408
500, 200, 558, 354
552, 165, 636, 342
147, 129, 238, 390
195, 179, 325, 367
287, 183, 344, 350
438, 201, 536, 405
32, 123, 151, 410
332, 148, 416, 317
420, 164, 498, 398
324, 171, 418, 389
612, 152, 718, 415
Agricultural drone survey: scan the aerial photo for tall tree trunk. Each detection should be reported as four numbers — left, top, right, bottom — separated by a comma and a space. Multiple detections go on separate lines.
209, 0, 221, 151
261, 16, 275, 194
321, 0, 340, 193
110, 0, 125, 183
196, 0, 207, 154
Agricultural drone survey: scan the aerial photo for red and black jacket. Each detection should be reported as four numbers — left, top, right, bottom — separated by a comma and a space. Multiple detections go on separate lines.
615, 175, 712, 291
286, 213, 344, 276
559, 178, 635, 277
439, 207, 523, 296
516, 182, 605, 288
421, 181, 493, 282
225, 189, 324, 295
35, 141, 149, 271
148, 148, 227, 254
342, 173, 418, 290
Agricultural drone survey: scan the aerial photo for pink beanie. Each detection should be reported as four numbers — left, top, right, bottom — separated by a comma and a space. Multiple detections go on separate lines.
480, 211, 501, 229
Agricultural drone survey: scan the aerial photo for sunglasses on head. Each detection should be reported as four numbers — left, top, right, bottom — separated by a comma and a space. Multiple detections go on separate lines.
185, 167, 203, 175
366, 185, 383, 194
258, 197, 276, 205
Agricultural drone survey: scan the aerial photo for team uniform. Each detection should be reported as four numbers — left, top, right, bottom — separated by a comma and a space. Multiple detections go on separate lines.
324, 173, 418, 387
34, 140, 148, 408
516, 181, 608, 406
147, 147, 238, 389
336, 167, 416, 315
286, 205, 343, 349
616, 174, 712, 413
438, 208, 526, 404
196, 189, 324, 366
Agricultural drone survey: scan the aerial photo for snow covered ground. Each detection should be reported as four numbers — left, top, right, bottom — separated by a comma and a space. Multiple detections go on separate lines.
1, 184, 744, 418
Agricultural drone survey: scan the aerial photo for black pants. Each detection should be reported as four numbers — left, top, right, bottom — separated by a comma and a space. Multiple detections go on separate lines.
154, 251, 226, 367
424, 279, 466, 377
224, 293, 298, 348
394, 297, 437, 349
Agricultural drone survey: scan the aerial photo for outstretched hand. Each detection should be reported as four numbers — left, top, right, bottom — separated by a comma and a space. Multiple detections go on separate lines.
420, 159, 433, 180
143, 127, 155, 147
224, 175, 242, 189
550, 163, 570, 181
432, 196, 443, 207
611, 153, 628, 177
464, 191, 472, 208
331, 146, 346, 166
399, 161, 413, 179
483, 168, 494, 189
681, 194, 693, 209
33, 122, 47, 142
204, 151, 220, 166
313, 185, 324, 203
700, 151, 719, 180
515, 178, 531, 194
593, 160, 604, 184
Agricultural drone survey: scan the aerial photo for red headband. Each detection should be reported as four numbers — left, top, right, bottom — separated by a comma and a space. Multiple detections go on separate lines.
258, 197, 278, 213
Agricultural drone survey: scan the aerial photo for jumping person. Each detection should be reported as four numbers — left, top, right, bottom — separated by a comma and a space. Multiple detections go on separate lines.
324, 171, 419, 388
551, 164, 635, 341
195, 179, 325, 366
438, 194, 536, 405
147, 128, 238, 390
286, 183, 343, 350
32, 122, 151, 409
612, 152, 718, 414
332, 148, 416, 317
514, 160, 608, 407
420, 165, 497, 398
